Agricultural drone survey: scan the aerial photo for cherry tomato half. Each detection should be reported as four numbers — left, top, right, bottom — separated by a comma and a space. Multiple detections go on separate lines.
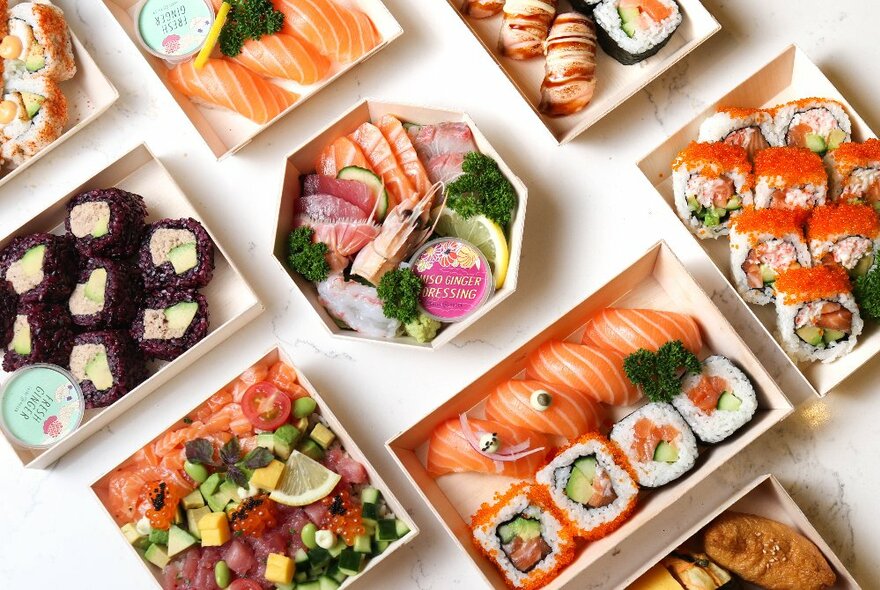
229, 580, 263, 590
241, 381, 291, 430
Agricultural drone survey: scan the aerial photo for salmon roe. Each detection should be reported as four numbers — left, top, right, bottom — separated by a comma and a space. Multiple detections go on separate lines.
731, 206, 807, 236
755, 147, 827, 186
143, 481, 180, 529
717, 106, 771, 120
320, 489, 365, 545
807, 204, 880, 240
830, 139, 880, 172
229, 494, 278, 537
775, 264, 852, 304
673, 141, 752, 179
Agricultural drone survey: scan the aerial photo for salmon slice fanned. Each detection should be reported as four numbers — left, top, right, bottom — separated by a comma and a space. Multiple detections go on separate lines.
232, 34, 331, 85
274, 0, 381, 64
377, 115, 432, 197
462, 0, 504, 18
350, 121, 418, 209
167, 58, 299, 125
582, 308, 703, 356
499, 0, 558, 60
316, 136, 371, 177
539, 13, 597, 117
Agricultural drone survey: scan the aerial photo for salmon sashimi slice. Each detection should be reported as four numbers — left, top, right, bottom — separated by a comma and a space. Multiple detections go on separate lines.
526, 341, 640, 406
462, 0, 504, 18
350, 122, 418, 209
315, 136, 370, 177
725, 127, 770, 160
632, 418, 679, 463
426, 417, 551, 478
687, 375, 730, 414
582, 308, 703, 356
377, 115, 432, 197
505, 535, 552, 573
484, 379, 605, 440
619, 0, 673, 22
97, 465, 192, 525
167, 58, 299, 125
814, 302, 853, 331
274, 0, 380, 64
232, 34, 331, 85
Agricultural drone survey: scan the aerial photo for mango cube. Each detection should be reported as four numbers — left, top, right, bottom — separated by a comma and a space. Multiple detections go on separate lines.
249, 460, 285, 491
198, 511, 230, 547
265, 552, 295, 584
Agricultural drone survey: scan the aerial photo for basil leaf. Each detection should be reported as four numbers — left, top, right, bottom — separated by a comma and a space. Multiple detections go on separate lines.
242, 447, 274, 469
221, 437, 242, 465
226, 465, 248, 489
185, 438, 216, 465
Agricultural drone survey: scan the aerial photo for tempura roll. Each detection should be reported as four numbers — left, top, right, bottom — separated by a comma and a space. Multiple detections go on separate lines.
0, 75, 67, 168
807, 204, 880, 278
66, 188, 147, 258
773, 98, 851, 156
0, 232, 76, 303
2, 302, 73, 372
69, 330, 147, 409
1, 2, 76, 81
68, 258, 142, 329
752, 147, 827, 210
138, 218, 215, 291
131, 290, 209, 361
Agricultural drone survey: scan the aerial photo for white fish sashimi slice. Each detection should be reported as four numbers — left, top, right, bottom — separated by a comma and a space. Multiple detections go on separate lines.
410, 122, 479, 162
317, 273, 400, 338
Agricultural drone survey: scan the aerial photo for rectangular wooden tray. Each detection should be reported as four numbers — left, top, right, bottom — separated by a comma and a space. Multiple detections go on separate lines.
636, 45, 877, 397
0, 144, 263, 469
386, 241, 793, 589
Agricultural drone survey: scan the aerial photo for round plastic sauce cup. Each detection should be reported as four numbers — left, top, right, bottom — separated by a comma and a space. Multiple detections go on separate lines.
135, 0, 215, 63
410, 238, 494, 323
0, 364, 84, 449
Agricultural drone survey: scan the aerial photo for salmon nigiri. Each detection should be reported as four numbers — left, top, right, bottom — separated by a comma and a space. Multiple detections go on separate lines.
526, 341, 641, 406
274, 0, 380, 64
427, 417, 551, 479
168, 59, 299, 124
316, 136, 371, 177
485, 379, 605, 440
232, 34, 331, 85
350, 122, 418, 208
582, 308, 703, 356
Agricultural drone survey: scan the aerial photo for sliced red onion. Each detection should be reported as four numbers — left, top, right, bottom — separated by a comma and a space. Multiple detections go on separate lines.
459, 414, 545, 463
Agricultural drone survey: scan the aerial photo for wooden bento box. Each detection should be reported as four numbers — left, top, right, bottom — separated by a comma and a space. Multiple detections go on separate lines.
386, 241, 793, 589
89, 344, 419, 590
442, 0, 719, 144
636, 45, 877, 397
271, 99, 528, 350
0, 144, 263, 469
620, 474, 860, 589
101, 0, 403, 159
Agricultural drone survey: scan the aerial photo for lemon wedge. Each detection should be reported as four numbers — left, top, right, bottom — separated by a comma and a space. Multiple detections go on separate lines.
268, 450, 341, 507
435, 209, 510, 289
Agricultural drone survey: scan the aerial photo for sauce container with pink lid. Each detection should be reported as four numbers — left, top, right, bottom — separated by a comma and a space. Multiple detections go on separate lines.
410, 238, 494, 323
134, 0, 215, 63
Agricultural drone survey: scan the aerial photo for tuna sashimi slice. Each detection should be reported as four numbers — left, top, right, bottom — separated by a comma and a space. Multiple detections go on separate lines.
409, 122, 478, 161
303, 174, 376, 216
424, 152, 465, 185
295, 194, 369, 222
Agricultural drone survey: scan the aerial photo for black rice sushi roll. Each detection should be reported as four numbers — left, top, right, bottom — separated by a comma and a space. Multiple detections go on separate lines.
69, 330, 147, 409
2, 302, 74, 372
138, 218, 215, 291
65, 188, 147, 258
68, 258, 142, 329
0, 233, 76, 303
0, 281, 16, 348
593, 0, 682, 65
131, 290, 209, 361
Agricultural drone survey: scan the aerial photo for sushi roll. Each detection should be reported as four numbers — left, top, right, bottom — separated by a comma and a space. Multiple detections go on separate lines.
131, 290, 209, 361
807, 204, 880, 278
65, 188, 147, 258
68, 258, 142, 329
751, 147, 827, 210
672, 142, 753, 239
535, 433, 639, 540
610, 402, 698, 488
773, 98, 851, 156
539, 13, 598, 117
697, 107, 777, 160
569, 0, 602, 14
593, 0, 682, 65
729, 208, 811, 305
2, 302, 74, 372
0, 232, 76, 303
471, 482, 576, 590
672, 355, 757, 444
462, 0, 504, 18
498, 0, 558, 60
138, 218, 215, 291
0, 280, 15, 348
1, 2, 76, 81
69, 330, 147, 409
825, 139, 880, 208
774, 265, 862, 363
0, 75, 67, 168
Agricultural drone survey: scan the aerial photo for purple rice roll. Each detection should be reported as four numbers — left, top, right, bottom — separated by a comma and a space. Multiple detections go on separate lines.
131, 290, 209, 361
0, 281, 16, 348
0, 233, 76, 303
68, 258, 142, 329
2, 302, 74, 372
138, 218, 215, 291
69, 330, 148, 409
65, 188, 147, 258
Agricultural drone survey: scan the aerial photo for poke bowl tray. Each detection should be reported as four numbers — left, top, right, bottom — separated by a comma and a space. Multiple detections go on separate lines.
619, 474, 860, 589
89, 344, 419, 590
101, 0, 403, 160
0, 16, 119, 190
386, 241, 793, 590
636, 44, 877, 397
271, 99, 528, 350
442, 0, 720, 145
0, 144, 263, 469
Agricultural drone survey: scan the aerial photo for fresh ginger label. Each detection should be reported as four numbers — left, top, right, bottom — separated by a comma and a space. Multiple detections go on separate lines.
1, 366, 82, 448
137, 0, 213, 57
412, 238, 493, 322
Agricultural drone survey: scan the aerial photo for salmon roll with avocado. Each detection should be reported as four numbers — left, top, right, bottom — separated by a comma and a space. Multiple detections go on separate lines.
610, 402, 697, 488
2, 2, 76, 81
775, 265, 862, 363
68, 258, 142, 329
0, 75, 67, 168
0, 281, 16, 349
138, 218, 215, 291
807, 204, 880, 278
0, 232, 76, 303
752, 147, 827, 210
535, 433, 639, 540
471, 482, 576, 590
593, 0, 682, 65
697, 107, 777, 160
826, 139, 880, 208
131, 290, 209, 361
70, 330, 147, 409
773, 98, 851, 156
66, 188, 147, 258
2, 302, 73, 372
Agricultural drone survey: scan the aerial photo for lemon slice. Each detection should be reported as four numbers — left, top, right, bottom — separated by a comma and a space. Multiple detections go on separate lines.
436, 209, 510, 289
268, 450, 341, 507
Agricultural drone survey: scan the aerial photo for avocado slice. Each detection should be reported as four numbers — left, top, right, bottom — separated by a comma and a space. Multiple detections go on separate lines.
716, 391, 742, 411
25, 43, 45, 73
144, 544, 170, 569
618, 6, 640, 37
498, 517, 541, 544
564, 467, 593, 505
164, 301, 198, 333
653, 441, 679, 463
760, 264, 777, 284
84, 267, 107, 304
573, 456, 598, 481
726, 196, 742, 211
167, 525, 197, 557
687, 196, 700, 212
823, 328, 847, 344
20, 91, 44, 119
85, 352, 114, 391
796, 326, 824, 347
19, 244, 45, 277
827, 128, 847, 151
10, 317, 30, 355
168, 242, 198, 274
851, 254, 874, 278
182, 489, 205, 510
92, 214, 110, 238
805, 133, 827, 155
199, 472, 222, 498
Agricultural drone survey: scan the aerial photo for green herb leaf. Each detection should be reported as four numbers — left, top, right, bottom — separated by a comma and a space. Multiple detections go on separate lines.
377, 268, 422, 324
287, 227, 330, 283
241, 447, 274, 469
220, 437, 242, 466
445, 152, 517, 227
623, 340, 702, 403
219, 0, 285, 57
855, 263, 880, 320
226, 465, 249, 489
185, 438, 217, 466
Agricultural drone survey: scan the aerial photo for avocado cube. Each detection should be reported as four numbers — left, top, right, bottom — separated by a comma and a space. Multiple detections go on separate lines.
121, 523, 144, 546
256, 432, 275, 453
10, 316, 31, 355
293, 396, 318, 419
200, 473, 223, 498
83, 268, 107, 304
337, 549, 364, 576
186, 506, 211, 539
205, 489, 229, 513
168, 242, 198, 275
85, 352, 114, 391
167, 525, 197, 557
164, 301, 198, 332
298, 439, 325, 462
144, 544, 170, 569
310, 423, 336, 450
182, 490, 205, 510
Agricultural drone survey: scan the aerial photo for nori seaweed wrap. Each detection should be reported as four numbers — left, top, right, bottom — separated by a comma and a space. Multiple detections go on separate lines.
131, 290, 209, 361
571, 0, 601, 14
68, 258, 142, 329
69, 330, 148, 409
65, 188, 147, 258
0, 233, 76, 303
593, 0, 682, 65
2, 302, 74, 372
138, 218, 215, 291
0, 281, 16, 348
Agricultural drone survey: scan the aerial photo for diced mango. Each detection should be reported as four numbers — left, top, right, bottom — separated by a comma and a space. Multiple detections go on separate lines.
265, 552, 295, 584
250, 460, 285, 491
200, 527, 230, 547
198, 511, 230, 547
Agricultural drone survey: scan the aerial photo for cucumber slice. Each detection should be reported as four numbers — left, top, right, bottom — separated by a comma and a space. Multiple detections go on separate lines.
805, 133, 827, 155
760, 264, 777, 284
653, 441, 679, 463
716, 391, 742, 411
796, 326, 824, 347
337, 166, 389, 221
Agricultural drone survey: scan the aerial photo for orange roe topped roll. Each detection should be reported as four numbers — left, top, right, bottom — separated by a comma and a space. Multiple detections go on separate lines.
716, 106, 770, 119
731, 206, 808, 235
807, 204, 880, 240
779, 96, 846, 111
828, 139, 880, 172
754, 146, 827, 187
673, 141, 753, 180
775, 264, 852, 304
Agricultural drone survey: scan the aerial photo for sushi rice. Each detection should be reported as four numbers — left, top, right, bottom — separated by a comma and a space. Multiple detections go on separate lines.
698, 108, 778, 153
826, 139, 880, 206
593, 0, 682, 65
773, 98, 851, 154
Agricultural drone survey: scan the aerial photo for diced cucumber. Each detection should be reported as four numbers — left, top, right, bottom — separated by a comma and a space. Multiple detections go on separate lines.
294, 548, 310, 565
716, 391, 742, 411
298, 582, 321, 590
805, 133, 827, 155
374, 540, 391, 554
295, 571, 308, 583
353, 534, 373, 554
653, 441, 679, 463
376, 519, 399, 542
275, 584, 295, 590
328, 561, 349, 583
337, 549, 365, 576
760, 264, 777, 284
329, 539, 346, 558
361, 502, 379, 521
338, 166, 389, 221
395, 519, 410, 538
361, 487, 380, 505
319, 575, 341, 590
308, 547, 331, 570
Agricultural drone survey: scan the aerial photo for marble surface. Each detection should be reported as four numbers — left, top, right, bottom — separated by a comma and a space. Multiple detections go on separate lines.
0, 0, 877, 588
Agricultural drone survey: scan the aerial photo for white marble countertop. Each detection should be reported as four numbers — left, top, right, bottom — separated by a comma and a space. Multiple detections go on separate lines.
0, 0, 877, 588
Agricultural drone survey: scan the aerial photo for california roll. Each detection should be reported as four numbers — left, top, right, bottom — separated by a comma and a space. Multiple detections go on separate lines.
69, 330, 147, 409
593, 0, 682, 65
66, 187, 147, 258
0, 232, 76, 303
3, 2, 76, 81
807, 204, 880, 278
68, 257, 142, 329
773, 98, 851, 156
697, 107, 776, 161
2, 301, 73, 371
752, 146, 827, 210
131, 290, 209, 361
0, 75, 67, 168
826, 139, 880, 208
139, 218, 215, 291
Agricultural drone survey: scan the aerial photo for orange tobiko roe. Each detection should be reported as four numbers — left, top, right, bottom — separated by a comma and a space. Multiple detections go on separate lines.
673, 141, 753, 180
716, 106, 771, 120
731, 206, 808, 236
830, 139, 880, 173
755, 146, 827, 187
775, 264, 852, 304
807, 204, 880, 240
